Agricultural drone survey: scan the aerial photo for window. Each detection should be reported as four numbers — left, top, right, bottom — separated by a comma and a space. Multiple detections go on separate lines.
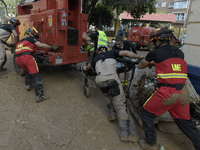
174, 1, 188, 9
155, 3, 161, 8
168, 2, 174, 8
175, 13, 186, 21
161, 2, 167, 7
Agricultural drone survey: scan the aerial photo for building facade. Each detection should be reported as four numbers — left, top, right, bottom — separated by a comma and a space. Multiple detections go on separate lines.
181, 0, 200, 94
155, 0, 189, 28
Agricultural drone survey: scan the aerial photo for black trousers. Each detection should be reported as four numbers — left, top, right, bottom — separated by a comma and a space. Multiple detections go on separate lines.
139, 107, 157, 146
25, 72, 43, 97
25, 72, 31, 86
139, 107, 200, 149
174, 119, 200, 150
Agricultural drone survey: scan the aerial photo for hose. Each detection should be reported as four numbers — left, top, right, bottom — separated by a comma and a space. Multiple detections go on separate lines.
80, 63, 96, 87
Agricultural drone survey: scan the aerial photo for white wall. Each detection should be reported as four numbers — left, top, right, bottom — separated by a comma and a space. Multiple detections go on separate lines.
182, 0, 200, 66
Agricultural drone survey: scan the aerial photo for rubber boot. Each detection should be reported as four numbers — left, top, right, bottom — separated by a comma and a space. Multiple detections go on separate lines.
36, 95, 46, 102
25, 72, 31, 90
30, 73, 45, 102
107, 102, 117, 121
120, 120, 139, 143
25, 84, 31, 90
139, 138, 158, 150
0, 63, 7, 72
0, 67, 7, 72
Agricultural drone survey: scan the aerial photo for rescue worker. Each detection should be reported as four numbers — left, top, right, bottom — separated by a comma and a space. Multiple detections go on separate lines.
15, 27, 59, 102
112, 36, 137, 90
116, 26, 125, 39
0, 17, 20, 71
82, 24, 107, 59
82, 45, 143, 142
138, 27, 200, 150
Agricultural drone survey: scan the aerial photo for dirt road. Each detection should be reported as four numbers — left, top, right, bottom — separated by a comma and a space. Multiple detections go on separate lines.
0, 50, 195, 150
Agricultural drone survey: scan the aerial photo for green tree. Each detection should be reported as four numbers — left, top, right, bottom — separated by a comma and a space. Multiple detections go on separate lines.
122, 0, 156, 19
0, 0, 7, 17
82, 0, 99, 20
0, 0, 21, 17
0, 0, 7, 7
102, 0, 156, 19
82, 0, 156, 22
89, 2, 114, 27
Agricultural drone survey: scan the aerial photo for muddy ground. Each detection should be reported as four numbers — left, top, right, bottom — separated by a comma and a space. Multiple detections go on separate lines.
0, 50, 195, 150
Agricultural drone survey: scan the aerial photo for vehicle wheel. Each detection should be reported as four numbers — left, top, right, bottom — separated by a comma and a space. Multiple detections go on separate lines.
83, 85, 90, 98
148, 42, 155, 51
13, 52, 26, 76
136, 45, 140, 50
174, 43, 181, 48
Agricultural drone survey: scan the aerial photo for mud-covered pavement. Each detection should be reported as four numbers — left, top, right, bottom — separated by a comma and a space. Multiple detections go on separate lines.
0, 50, 195, 150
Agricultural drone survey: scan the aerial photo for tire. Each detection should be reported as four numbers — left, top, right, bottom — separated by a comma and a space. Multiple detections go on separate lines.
13, 52, 26, 76
83, 85, 90, 98
136, 45, 140, 50
148, 42, 155, 51
133, 42, 140, 50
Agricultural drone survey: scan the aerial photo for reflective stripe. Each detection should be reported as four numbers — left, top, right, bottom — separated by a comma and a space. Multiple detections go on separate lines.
157, 73, 187, 79
33, 57, 39, 72
15, 47, 33, 52
98, 39, 107, 43
143, 91, 157, 106
98, 44, 108, 48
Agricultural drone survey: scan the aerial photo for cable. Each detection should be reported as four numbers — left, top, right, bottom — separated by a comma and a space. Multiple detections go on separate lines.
80, 63, 97, 87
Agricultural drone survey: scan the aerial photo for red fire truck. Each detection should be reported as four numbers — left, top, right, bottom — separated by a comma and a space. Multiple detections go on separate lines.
128, 27, 181, 51
14, 0, 88, 75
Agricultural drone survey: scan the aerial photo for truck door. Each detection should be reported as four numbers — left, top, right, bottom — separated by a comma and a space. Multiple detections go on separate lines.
142, 27, 155, 46
128, 27, 141, 43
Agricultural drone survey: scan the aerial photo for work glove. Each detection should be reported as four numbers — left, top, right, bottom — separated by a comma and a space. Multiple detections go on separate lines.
82, 32, 87, 39
51, 45, 59, 51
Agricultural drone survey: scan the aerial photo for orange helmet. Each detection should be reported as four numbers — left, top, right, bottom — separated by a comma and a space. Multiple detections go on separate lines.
25, 27, 39, 38
10, 17, 20, 26
150, 27, 173, 41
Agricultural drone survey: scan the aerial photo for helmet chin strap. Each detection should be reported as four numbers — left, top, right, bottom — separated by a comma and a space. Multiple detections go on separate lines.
26, 33, 31, 37
27, 33, 39, 39
14, 24, 18, 28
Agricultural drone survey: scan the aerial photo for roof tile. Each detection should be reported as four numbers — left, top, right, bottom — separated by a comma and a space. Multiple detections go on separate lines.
121, 12, 176, 22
